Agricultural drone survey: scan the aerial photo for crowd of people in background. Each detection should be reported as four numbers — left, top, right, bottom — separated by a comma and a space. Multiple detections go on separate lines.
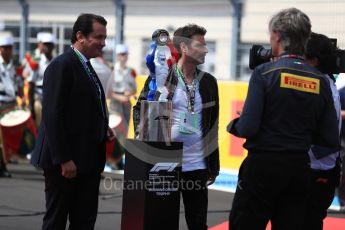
0, 31, 57, 178
107, 44, 137, 170
0, 29, 137, 177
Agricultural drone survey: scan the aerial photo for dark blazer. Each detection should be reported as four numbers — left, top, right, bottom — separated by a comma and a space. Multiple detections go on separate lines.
31, 48, 108, 174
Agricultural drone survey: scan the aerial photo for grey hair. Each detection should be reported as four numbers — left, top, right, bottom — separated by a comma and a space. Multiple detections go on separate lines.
269, 8, 311, 54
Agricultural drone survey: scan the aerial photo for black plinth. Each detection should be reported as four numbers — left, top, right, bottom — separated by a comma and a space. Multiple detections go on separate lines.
121, 139, 183, 230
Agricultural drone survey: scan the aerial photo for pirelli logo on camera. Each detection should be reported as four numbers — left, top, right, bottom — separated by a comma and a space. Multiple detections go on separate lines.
280, 73, 320, 94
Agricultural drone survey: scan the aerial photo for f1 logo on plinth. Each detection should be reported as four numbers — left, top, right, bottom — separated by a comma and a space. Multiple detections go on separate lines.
150, 163, 179, 172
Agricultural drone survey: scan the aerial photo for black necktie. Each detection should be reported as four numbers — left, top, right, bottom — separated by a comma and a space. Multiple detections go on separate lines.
86, 61, 105, 118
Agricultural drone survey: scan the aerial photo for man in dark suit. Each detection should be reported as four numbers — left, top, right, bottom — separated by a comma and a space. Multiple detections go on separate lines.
31, 13, 114, 230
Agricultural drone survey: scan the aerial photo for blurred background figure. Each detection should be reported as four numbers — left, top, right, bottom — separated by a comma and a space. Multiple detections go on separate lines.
0, 35, 25, 177
90, 50, 113, 172
107, 44, 137, 170
23, 32, 56, 127
90, 49, 112, 93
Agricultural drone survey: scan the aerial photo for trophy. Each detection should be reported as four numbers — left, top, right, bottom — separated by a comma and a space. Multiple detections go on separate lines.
139, 29, 173, 142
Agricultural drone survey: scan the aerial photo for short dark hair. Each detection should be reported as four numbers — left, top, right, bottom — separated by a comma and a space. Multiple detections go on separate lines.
71, 13, 107, 44
173, 24, 207, 53
305, 32, 337, 74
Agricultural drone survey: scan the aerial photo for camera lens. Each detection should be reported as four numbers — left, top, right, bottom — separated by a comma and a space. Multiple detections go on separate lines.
258, 48, 272, 60
249, 45, 272, 69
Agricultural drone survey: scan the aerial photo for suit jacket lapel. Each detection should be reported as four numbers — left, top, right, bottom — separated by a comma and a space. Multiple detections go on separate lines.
69, 48, 106, 118
93, 70, 108, 121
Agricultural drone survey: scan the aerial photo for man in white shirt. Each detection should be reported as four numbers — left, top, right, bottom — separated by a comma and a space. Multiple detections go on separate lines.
23, 32, 56, 127
0, 35, 24, 177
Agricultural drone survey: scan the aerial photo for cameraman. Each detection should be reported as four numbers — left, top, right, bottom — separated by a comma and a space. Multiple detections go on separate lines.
304, 32, 341, 230
338, 77, 345, 211
227, 8, 339, 230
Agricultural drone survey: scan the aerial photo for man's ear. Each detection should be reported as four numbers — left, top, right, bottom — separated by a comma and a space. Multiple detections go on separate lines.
76, 31, 85, 43
180, 42, 188, 54
272, 31, 281, 43
277, 33, 281, 42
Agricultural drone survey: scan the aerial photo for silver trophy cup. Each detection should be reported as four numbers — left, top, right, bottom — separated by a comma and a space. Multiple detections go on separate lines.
138, 100, 172, 143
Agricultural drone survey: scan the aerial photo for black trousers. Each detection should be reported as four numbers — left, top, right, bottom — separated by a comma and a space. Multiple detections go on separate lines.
180, 169, 209, 230
229, 152, 310, 230
305, 167, 337, 230
42, 170, 101, 230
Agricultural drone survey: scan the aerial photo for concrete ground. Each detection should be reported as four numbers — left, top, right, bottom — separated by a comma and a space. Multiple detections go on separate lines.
0, 162, 231, 230
1, 162, 344, 230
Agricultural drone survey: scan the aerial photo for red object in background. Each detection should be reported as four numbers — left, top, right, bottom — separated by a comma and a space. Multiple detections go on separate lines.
131, 69, 137, 79
15, 66, 24, 76
0, 110, 37, 161
24, 52, 39, 71
106, 113, 127, 160
229, 100, 245, 157
209, 217, 345, 230
167, 40, 180, 69
106, 139, 115, 159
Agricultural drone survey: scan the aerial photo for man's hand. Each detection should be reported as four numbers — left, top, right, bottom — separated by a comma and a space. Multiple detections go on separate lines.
107, 127, 116, 141
111, 92, 130, 103
61, 160, 77, 179
124, 90, 135, 97
207, 175, 217, 186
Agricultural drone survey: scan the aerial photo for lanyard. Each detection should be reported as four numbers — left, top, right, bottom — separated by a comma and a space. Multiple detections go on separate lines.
72, 47, 105, 118
72, 47, 94, 78
175, 66, 198, 113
